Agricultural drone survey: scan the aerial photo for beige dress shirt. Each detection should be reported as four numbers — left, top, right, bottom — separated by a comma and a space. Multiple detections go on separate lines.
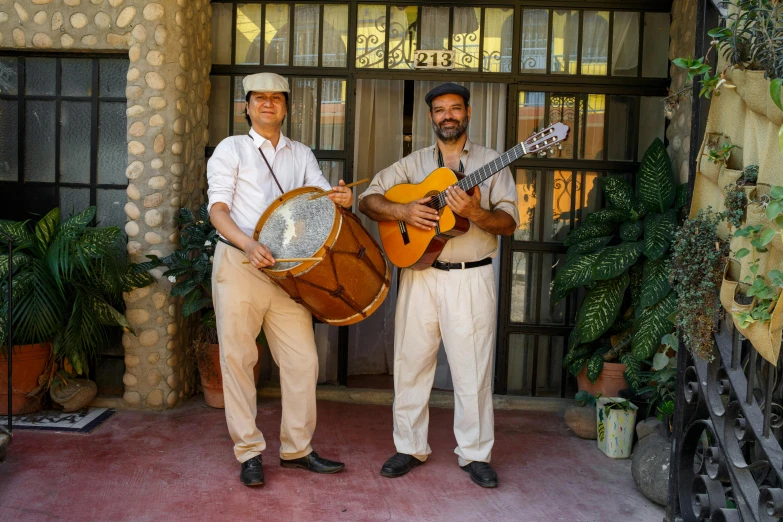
207, 128, 332, 238
359, 139, 520, 263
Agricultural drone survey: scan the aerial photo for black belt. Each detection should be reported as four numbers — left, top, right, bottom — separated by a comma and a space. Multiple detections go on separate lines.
218, 236, 243, 252
431, 258, 493, 271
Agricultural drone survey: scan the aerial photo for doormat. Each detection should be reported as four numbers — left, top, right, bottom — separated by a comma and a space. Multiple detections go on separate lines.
0, 408, 115, 433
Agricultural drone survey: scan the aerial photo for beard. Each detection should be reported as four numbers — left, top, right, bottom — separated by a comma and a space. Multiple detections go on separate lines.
431, 115, 469, 143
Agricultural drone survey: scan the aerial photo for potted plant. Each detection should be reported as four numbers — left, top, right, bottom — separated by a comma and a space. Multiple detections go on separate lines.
554, 138, 685, 396
596, 396, 638, 459
138, 204, 266, 408
0, 207, 153, 414
671, 209, 731, 361
723, 182, 747, 229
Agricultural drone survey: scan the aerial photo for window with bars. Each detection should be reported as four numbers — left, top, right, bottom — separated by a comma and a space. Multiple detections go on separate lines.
0, 54, 129, 226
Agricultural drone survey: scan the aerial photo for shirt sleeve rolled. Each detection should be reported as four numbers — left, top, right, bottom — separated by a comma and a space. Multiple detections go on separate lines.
357, 157, 412, 201
207, 139, 239, 213
488, 165, 520, 226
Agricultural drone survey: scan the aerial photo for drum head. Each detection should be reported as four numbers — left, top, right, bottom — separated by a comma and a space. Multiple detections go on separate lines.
256, 191, 336, 271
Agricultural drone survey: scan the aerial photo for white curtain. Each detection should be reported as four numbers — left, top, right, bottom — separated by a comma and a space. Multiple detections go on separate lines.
411, 81, 507, 390
348, 79, 405, 376
412, 81, 506, 152
611, 12, 640, 76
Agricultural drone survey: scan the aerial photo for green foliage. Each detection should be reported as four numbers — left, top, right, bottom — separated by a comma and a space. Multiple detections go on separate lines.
555, 139, 679, 383
140, 204, 218, 329
674, 0, 783, 152
708, 142, 739, 166
638, 333, 679, 423
575, 390, 596, 407
670, 209, 730, 360
742, 164, 759, 185
723, 183, 747, 229
0, 207, 154, 375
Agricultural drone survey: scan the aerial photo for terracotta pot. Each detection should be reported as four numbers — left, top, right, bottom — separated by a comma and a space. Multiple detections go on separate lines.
0, 343, 52, 415
576, 362, 628, 398
198, 343, 263, 409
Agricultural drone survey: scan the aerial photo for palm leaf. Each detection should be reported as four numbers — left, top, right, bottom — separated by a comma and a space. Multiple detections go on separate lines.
0, 252, 30, 281
591, 242, 643, 281
79, 228, 122, 258
576, 273, 630, 343
553, 251, 603, 291
640, 258, 671, 308
643, 209, 677, 261
637, 138, 675, 213
632, 291, 676, 360
600, 177, 634, 211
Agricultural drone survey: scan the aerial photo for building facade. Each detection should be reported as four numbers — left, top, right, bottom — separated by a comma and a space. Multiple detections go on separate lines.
0, 0, 693, 409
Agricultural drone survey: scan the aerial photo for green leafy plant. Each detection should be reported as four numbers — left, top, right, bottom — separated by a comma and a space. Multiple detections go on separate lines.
555, 138, 685, 390
638, 333, 678, 425
136, 204, 217, 329
575, 390, 597, 407
742, 164, 759, 185
601, 397, 634, 412
724, 183, 747, 228
0, 207, 154, 374
731, 185, 783, 327
708, 141, 739, 166
671, 209, 730, 360
674, 0, 783, 151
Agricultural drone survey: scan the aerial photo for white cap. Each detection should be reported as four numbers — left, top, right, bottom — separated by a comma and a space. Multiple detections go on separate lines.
242, 72, 289, 95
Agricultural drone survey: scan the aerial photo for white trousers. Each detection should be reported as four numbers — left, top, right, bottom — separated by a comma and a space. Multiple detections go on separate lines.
212, 242, 319, 463
392, 263, 496, 465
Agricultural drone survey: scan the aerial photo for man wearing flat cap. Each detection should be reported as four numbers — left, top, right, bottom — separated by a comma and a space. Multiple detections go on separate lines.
207, 72, 351, 486
359, 82, 519, 488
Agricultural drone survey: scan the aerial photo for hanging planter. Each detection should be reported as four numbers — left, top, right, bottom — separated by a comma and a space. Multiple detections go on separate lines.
596, 397, 638, 459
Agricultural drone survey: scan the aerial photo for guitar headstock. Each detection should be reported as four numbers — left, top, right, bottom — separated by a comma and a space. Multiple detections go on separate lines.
522, 122, 570, 156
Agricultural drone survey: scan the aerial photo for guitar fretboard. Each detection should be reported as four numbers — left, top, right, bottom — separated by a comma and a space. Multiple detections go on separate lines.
429, 142, 528, 210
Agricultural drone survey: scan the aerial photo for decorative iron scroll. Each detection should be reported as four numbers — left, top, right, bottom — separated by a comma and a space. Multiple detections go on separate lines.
669, 319, 783, 521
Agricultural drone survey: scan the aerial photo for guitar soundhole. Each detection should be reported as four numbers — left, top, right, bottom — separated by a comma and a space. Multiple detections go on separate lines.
397, 221, 410, 245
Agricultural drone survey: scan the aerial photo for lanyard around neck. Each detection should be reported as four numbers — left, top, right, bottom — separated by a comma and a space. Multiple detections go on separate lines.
436, 146, 465, 174
249, 133, 284, 196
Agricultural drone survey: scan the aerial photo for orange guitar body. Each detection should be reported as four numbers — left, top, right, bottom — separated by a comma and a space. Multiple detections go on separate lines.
378, 167, 470, 269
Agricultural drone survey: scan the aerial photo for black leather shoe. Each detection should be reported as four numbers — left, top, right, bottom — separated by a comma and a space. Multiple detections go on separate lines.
380, 453, 424, 478
240, 456, 264, 487
280, 451, 344, 474
461, 461, 498, 488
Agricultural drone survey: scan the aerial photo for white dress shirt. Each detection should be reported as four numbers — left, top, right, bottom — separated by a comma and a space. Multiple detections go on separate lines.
207, 128, 332, 238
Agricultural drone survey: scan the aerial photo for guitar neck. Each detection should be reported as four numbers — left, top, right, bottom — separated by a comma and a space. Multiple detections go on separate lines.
455, 142, 528, 192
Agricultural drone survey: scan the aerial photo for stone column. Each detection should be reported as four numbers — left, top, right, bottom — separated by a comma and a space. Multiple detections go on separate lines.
0, 0, 212, 410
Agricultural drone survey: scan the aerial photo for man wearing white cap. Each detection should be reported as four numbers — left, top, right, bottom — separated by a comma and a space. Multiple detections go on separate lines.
207, 72, 351, 486
359, 83, 519, 488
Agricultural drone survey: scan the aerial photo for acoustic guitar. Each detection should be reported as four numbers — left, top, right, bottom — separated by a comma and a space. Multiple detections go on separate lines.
379, 122, 570, 269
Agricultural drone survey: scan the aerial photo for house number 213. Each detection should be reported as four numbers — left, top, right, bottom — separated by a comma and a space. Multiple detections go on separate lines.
414, 50, 454, 69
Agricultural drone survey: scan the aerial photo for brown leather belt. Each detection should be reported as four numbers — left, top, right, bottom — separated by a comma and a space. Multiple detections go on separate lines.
431, 258, 493, 271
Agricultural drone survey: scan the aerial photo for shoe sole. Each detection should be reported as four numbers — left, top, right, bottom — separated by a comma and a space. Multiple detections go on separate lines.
461, 466, 498, 488
280, 461, 344, 474
241, 480, 265, 487
380, 460, 424, 478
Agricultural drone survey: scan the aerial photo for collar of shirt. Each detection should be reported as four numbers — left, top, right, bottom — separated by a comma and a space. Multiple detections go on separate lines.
430, 137, 472, 162
249, 127, 291, 154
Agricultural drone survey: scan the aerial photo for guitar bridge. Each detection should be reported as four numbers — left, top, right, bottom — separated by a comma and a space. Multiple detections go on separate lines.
397, 221, 410, 245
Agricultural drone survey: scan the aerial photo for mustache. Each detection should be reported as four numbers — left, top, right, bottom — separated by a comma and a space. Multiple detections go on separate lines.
438, 119, 460, 126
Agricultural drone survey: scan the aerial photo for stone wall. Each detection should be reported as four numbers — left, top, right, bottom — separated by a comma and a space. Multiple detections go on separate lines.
667, 0, 698, 184
0, 0, 211, 409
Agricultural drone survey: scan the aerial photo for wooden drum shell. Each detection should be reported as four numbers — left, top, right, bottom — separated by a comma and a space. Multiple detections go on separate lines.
253, 187, 390, 326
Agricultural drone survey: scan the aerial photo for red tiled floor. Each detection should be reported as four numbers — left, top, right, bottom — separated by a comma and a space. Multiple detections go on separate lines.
0, 397, 664, 522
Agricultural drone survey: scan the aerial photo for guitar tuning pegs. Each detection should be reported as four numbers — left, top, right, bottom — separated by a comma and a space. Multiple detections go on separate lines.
557, 143, 563, 151
548, 147, 555, 155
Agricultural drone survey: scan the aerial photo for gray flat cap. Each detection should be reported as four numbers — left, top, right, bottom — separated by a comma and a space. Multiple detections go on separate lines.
424, 83, 470, 107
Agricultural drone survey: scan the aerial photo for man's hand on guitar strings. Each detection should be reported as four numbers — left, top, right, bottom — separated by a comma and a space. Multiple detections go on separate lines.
398, 196, 440, 231
444, 185, 482, 220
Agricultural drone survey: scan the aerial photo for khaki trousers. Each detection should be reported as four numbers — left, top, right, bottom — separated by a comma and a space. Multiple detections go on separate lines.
392, 264, 496, 466
212, 241, 319, 463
